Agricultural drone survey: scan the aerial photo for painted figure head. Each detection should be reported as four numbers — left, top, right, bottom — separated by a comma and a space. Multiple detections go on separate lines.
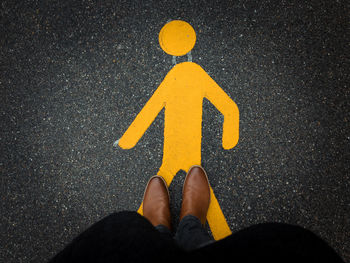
159, 20, 196, 56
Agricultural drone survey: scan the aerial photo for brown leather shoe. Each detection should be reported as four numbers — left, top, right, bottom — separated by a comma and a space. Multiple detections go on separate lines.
143, 176, 171, 230
180, 166, 210, 225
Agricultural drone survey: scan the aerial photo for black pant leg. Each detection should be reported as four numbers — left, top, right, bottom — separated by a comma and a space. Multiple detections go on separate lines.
175, 215, 213, 251
191, 223, 344, 263
155, 224, 174, 242
49, 211, 182, 263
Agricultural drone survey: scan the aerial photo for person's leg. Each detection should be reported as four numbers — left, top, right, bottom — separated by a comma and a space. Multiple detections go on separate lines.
175, 166, 213, 250
154, 224, 174, 243
49, 211, 181, 263
175, 215, 213, 250
190, 222, 344, 262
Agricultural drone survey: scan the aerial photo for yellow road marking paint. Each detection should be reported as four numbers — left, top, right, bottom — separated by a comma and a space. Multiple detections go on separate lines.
159, 20, 196, 56
118, 21, 239, 240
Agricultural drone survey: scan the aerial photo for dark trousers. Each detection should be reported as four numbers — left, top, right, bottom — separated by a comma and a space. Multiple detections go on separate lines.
49, 211, 344, 263
155, 214, 213, 251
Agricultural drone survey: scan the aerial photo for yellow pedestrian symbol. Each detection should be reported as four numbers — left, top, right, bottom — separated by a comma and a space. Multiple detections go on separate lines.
116, 20, 239, 240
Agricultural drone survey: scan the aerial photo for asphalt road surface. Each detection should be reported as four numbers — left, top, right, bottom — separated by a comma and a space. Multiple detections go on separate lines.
1, 0, 349, 262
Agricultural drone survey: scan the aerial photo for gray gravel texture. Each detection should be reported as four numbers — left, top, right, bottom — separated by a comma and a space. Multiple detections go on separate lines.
1, 0, 349, 262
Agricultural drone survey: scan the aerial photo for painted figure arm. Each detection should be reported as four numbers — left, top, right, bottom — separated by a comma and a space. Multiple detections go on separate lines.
202, 71, 239, 149
117, 83, 166, 149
